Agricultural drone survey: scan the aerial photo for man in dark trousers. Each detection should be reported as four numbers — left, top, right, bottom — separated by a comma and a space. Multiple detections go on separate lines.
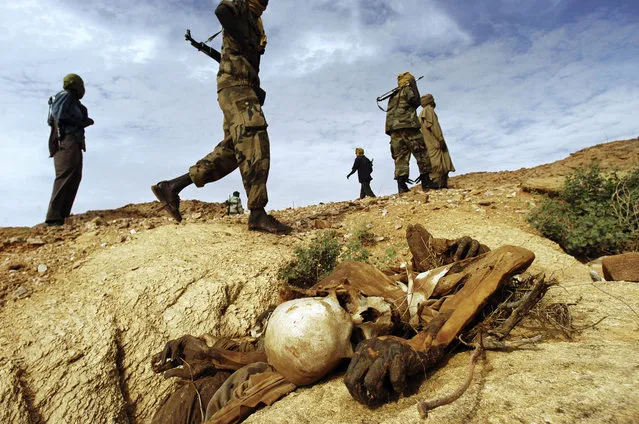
347, 148, 376, 199
45, 73, 94, 226
152, 0, 291, 234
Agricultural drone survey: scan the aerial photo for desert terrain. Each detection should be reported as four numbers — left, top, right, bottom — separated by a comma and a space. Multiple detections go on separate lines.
1, 138, 638, 424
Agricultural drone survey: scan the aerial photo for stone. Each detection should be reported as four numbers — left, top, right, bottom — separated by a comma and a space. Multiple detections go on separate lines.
13, 286, 28, 299
313, 219, 332, 229
37, 264, 48, 274
602, 253, 639, 282
27, 237, 46, 246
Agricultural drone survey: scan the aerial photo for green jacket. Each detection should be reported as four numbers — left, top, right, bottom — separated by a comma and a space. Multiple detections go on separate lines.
384, 83, 421, 135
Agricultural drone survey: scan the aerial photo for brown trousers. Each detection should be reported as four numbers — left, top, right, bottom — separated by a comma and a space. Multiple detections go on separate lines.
45, 135, 83, 223
189, 86, 270, 210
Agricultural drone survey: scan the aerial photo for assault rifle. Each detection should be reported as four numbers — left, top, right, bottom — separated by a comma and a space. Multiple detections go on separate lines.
185, 29, 266, 105
185, 29, 221, 63
376, 75, 423, 111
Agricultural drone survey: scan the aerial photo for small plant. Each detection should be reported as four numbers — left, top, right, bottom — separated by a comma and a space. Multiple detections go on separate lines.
341, 224, 376, 263
278, 231, 341, 288
528, 162, 639, 259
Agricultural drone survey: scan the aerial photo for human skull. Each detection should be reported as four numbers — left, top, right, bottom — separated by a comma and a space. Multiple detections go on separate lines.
264, 295, 353, 386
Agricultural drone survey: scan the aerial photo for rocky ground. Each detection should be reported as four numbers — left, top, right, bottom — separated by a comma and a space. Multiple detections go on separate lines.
0, 138, 638, 423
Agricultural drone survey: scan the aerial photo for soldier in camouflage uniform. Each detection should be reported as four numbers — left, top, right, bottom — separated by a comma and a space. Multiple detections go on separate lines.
152, 0, 291, 234
385, 72, 433, 193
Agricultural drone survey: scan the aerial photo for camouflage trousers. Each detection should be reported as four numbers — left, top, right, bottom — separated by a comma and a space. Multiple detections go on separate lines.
389, 128, 432, 179
189, 86, 270, 210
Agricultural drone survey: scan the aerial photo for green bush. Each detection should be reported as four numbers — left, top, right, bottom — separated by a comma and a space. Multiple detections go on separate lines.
278, 231, 341, 288
528, 162, 639, 259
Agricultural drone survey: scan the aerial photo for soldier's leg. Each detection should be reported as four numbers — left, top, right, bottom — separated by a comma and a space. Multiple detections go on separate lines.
390, 131, 411, 193
152, 127, 238, 222
363, 182, 376, 198
407, 130, 435, 191
220, 86, 290, 234
45, 135, 83, 225
359, 183, 365, 199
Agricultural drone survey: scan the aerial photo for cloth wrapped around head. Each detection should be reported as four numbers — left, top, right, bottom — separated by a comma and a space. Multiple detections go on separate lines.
355, 147, 364, 156
421, 93, 435, 108
397, 72, 415, 88
63, 73, 85, 99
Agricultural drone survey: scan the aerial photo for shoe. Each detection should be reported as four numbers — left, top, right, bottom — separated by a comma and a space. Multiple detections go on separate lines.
397, 176, 410, 194
151, 181, 182, 222
248, 209, 292, 234
46, 220, 64, 227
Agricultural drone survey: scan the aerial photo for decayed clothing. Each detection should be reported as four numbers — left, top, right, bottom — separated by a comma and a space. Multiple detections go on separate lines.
420, 105, 455, 186
189, 0, 271, 210
390, 129, 432, 179
188, 86, 270, 209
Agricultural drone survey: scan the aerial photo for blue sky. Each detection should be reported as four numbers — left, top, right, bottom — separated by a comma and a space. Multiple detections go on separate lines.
1, 0, 637, 226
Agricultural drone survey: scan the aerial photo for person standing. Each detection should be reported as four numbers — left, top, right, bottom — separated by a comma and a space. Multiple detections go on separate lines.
45, 73, 94, 226
385, 72, 433, 193
346, 148, 376, 199
226, 191, 245, 215
152, 0, 291, 234
419, 94, 455, 189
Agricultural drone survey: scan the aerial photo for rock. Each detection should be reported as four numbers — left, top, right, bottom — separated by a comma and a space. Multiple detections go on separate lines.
313, 219, 332, 229
522, 177, 565, 196
602, 253, 639, 282
478, 200, 494, 206
27, 237, 46, 246
8, 236, 25, 244
37, 264, 48, 274
13, 286, 28, 299
130, 229, 137, 235
395, 223, 403, 230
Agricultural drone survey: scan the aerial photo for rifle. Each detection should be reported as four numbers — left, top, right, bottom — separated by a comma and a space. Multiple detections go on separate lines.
185, 29, 221, 63
376, 75, 423, 112
185, 29, 266, 106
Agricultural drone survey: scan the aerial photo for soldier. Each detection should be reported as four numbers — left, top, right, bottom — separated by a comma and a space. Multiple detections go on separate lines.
385, 72, 433, 193
419, 94, 455, 189
152, 0, 291, 234
225, 191, 245, 215
346, 147, 376, 199
45, 73, 94, 226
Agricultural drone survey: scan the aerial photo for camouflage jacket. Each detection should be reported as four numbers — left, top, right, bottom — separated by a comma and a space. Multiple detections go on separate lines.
384, 83, 421, 135
215, 0, 263, 92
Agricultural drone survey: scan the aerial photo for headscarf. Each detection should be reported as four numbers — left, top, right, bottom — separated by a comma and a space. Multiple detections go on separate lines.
421, 94, 435, 108
355, 147, 364, 156
248, 0, 268, 51
397, 72, 415, 88
63, 73, 85, 99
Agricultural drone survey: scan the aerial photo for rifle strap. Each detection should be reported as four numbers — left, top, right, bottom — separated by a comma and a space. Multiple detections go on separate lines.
205, 30, 222, 44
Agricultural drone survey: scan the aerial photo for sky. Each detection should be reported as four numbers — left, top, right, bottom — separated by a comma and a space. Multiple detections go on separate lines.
1, 0, 638, 227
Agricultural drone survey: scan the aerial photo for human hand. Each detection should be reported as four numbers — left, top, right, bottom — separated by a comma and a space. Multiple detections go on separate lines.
449, 236, 489, 261
439, 139, 447, 151
344, 336, 424, 406
151, 335, 212, 379
347, 174, 350, 179
85, 118, 95, 127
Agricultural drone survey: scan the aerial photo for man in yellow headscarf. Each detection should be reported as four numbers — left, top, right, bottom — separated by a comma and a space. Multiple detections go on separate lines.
385, 72, 433, 193
152, 0, 291, 234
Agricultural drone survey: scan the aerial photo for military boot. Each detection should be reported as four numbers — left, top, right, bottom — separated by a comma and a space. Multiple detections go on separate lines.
151, 181, 182, 222
419, 174, 438, 191
397, 176, 410, 194
249, 208, 292, 234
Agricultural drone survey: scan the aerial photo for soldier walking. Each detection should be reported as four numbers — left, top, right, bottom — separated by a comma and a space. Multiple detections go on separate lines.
152, 0, 291, 234
384, 72, 433, 193
346, 148, 376, 199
